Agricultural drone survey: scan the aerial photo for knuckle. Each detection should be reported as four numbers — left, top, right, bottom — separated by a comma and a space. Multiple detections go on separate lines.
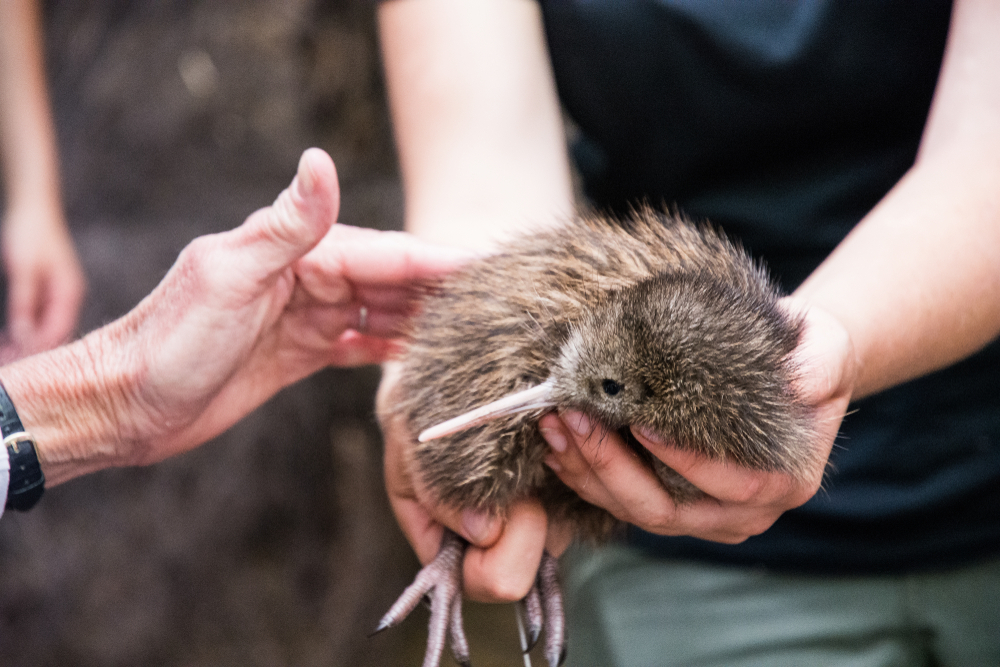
787, 486, 817, 509
704, 522, 766, 545
182, 234, 217, 262
587, 443, 617, 473
174, 235, 219, 289
567, 483, 598, 507
642, 504, 681, 536
743, 515, 779, 538
724, 479, 762, 504
647, 520, 677, 536
716, 533, 751, 545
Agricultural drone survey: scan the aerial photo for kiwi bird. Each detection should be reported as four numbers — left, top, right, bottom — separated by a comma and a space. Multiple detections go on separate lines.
375, 208, 813, 667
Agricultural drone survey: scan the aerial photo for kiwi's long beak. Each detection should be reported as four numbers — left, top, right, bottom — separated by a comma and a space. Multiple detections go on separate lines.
417, 378, 557, 442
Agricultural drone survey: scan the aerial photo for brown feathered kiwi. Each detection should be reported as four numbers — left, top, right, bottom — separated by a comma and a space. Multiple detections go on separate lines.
376, 208, 813, 667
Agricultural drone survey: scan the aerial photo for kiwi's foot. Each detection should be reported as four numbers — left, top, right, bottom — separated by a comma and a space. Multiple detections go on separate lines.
537, 549, 567, 666
374, 529, 470, 667
515, 549, 566, 666
375, 531, 567, 667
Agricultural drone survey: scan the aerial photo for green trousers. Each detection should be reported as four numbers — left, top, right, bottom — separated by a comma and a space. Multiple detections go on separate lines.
562, 543, 1000, 667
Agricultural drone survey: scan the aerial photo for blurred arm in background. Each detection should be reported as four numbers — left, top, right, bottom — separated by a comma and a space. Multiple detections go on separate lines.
0, 0, 85, 357
376, 0, 578, 603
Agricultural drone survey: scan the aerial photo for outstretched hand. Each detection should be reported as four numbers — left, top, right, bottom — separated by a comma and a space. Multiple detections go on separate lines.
3, 148, 467, 485
539, 298, 856, 543
113, 148, 469, 467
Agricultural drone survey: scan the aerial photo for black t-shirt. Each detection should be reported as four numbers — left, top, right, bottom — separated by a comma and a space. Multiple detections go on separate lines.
541, 0, 1000, 574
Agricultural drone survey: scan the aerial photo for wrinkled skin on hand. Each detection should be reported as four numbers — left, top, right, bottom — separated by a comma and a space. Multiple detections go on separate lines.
110, 149, 469, 468
14, 148, 467, 485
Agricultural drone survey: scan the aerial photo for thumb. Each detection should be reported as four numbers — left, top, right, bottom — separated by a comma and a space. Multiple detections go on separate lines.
230, 148, 341, 280
457, 506, 505, 547
412, 484, 505, 549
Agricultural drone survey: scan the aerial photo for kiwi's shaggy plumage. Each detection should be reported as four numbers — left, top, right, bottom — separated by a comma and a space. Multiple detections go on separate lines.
389, 208, 813, 541
381, 209, 815, 667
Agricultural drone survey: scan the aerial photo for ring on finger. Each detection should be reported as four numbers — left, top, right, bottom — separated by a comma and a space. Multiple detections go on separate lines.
358, 305, 368, 333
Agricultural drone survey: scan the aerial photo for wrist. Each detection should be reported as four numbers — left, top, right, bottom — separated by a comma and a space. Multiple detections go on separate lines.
0, 327, 142, 486
2, 161, 63, 208
781, 297, 860, 405
2, 194, 66, 231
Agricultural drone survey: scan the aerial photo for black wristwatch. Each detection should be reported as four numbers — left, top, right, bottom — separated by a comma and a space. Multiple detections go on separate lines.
0, 381, 44, 512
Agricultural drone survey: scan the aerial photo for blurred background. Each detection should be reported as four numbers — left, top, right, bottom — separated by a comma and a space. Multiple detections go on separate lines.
0, 1, 543, 664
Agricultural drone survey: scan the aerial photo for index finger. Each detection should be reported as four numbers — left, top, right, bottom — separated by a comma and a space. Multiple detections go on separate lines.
308, 225, 473, 288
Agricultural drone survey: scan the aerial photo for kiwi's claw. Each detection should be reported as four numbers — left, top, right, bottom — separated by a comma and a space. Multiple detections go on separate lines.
375, 530, 468, 667
449, 585, 471, 666
381, 535, 567, 666
523, 584, 543, 651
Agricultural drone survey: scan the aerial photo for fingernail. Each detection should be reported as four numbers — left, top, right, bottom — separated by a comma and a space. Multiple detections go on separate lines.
296, 150, 316, 195
461, 509, 495, 544
635, 425, 663, 444
544, 454, 562, 473
563, 411, 591, 437
539, 426, 568, 453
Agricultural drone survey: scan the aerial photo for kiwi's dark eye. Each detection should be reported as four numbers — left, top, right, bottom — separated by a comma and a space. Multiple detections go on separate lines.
601, 379, 622, 396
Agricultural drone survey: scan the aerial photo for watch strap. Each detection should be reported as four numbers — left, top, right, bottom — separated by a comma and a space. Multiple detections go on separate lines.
0, 380, 25, 435
0, 381, 44, 511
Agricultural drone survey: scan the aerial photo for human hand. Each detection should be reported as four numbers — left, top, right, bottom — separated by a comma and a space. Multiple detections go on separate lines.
6, 148, 466, 484
378, 361, 576, 603
1, 198, 86, 356
538, 299, 856, 543
110, 148, 471, 466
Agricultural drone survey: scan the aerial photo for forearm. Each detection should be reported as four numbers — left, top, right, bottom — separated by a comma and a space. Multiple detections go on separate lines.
0, 326, 136, 486
0, 0, 62, 210
379, 0, 574, 250
796, 160, 1000, 399
795, 0, 1000, 399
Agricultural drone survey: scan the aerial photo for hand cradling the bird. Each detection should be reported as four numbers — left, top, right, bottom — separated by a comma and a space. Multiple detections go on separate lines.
376, 208, 814, 667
